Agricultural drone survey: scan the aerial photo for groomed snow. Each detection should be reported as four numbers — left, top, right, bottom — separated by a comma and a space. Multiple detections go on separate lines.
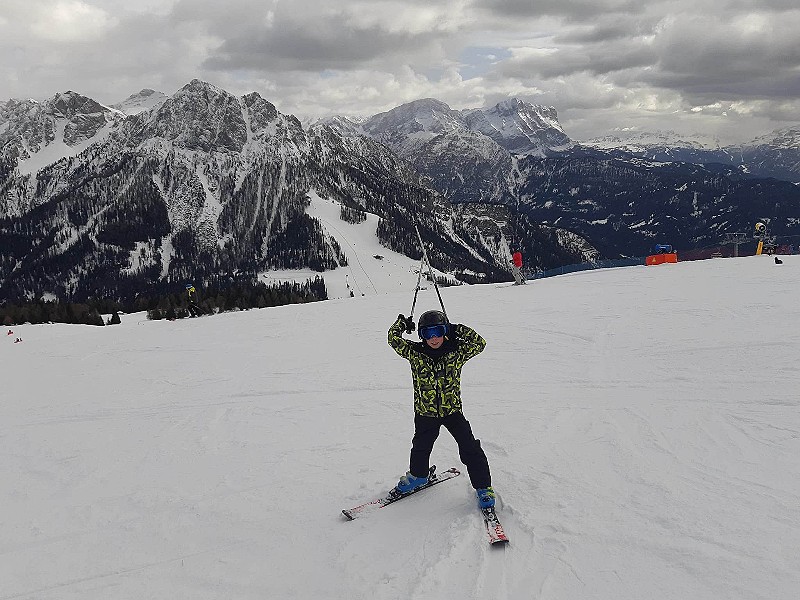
2, 255, 799, 599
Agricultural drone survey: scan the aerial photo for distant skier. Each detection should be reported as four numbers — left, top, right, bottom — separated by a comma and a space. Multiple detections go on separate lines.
510, 251, 526, 285
186, 284, 203, 317
388, 310, 496, 508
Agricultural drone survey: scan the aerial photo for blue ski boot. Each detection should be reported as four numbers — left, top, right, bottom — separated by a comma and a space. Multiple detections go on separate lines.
396, 471, 429, 494
476, 487, 496, 509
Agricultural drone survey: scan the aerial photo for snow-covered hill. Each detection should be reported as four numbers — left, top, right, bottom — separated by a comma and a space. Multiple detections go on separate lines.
3, 254, 799, 599
262, 190, 445, 299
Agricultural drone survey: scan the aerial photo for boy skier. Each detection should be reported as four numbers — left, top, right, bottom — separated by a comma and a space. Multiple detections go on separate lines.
388, 310, 496, 508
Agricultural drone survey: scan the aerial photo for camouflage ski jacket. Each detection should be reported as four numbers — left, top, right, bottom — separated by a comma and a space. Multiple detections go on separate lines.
388, 316, 486, 417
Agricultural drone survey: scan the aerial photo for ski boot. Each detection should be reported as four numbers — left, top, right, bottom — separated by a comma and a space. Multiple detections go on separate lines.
476, 487, 496, 509
396, 471, 429, 494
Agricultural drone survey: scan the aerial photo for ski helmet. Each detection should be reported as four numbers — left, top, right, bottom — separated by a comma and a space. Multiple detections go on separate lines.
418, 310, 449, 339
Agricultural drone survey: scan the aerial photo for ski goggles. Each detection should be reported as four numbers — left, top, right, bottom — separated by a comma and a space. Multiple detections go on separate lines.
419, 324, 448, 340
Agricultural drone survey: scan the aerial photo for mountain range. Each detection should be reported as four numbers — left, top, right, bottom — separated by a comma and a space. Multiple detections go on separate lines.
1, 80, 798, 304
0, 81, 594, 303
320, 99, 800, 258
582, 127, 800, 183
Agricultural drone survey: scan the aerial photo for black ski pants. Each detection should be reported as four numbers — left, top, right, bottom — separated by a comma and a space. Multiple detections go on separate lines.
409, 412, 491, 489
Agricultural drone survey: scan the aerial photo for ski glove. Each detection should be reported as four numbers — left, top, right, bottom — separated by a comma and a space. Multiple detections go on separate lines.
397, 314, 416, 333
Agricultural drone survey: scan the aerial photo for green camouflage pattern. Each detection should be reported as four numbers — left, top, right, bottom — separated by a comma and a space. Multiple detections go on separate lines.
388, 316, 486, 417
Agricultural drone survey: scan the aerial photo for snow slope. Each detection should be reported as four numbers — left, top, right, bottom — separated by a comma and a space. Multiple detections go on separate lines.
2, 255, 799, 600
261, 190, 451, 300
16, 119, 117, 177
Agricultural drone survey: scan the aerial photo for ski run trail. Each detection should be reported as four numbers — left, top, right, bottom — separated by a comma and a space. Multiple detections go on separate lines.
2, 255, 799, 600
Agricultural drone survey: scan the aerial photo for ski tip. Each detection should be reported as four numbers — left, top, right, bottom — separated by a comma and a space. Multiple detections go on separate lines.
491, 538, 510, 546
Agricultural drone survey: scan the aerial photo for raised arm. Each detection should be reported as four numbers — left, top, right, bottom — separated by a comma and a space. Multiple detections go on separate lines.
388, 314, 415, 360
452, 323, 486, 364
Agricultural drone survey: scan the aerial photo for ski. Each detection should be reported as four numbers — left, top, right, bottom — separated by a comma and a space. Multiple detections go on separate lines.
482, 507, 509, 545
342, 466, 460, 520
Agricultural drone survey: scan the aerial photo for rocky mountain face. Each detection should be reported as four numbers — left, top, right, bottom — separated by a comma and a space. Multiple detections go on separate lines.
354, 97, 570, 157
462, 98, 570, 154
0, 81, 591, 303
324, 97, 571, 206
0, 92, 122, 165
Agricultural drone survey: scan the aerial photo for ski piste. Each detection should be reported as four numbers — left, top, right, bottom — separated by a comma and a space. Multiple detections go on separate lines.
482, 506, 509, 545
341, 466, 460, 520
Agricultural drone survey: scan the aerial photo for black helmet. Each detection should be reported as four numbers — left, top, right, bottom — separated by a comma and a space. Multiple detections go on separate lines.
418, 310, 449, 339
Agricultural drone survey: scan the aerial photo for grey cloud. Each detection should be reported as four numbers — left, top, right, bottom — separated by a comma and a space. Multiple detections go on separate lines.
494, 41, 657, 80
2, 11, 184, 101
169, 0, 455, 73
204, 19, 423, 73
555, 16, 661, 44
643, 13, 800, 98
470, 0, 645, 21
2, 0, 799, 144
722, 0, 798, 11
481, 6, 800, 104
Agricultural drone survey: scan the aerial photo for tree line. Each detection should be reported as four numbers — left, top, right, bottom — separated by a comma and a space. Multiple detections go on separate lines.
0, 276, 327, 326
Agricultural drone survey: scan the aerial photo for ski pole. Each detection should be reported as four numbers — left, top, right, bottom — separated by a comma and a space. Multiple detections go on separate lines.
413, 223, 448, 320
407, 255, 426, 332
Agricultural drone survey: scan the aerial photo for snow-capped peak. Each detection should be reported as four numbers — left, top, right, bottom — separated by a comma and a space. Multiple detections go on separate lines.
363, 98, 461, 138
112, 88, 168, 116
462, 98, 571, 154
325, 96, 571, 158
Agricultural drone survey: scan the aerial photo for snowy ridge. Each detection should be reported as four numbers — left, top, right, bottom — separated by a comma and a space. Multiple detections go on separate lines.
582, 129, 723, 151
2, 255, 799, 599
743, 125, 800, 149
0, 91, 124, 176
328, 96, 571, 158
578, 126, 800, 182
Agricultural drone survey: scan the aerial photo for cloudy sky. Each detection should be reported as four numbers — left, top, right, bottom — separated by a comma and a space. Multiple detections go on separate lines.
2, 0, 798, 143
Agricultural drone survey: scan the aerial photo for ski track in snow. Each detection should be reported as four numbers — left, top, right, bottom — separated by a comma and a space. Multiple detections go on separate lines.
2, 256, 800, 599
